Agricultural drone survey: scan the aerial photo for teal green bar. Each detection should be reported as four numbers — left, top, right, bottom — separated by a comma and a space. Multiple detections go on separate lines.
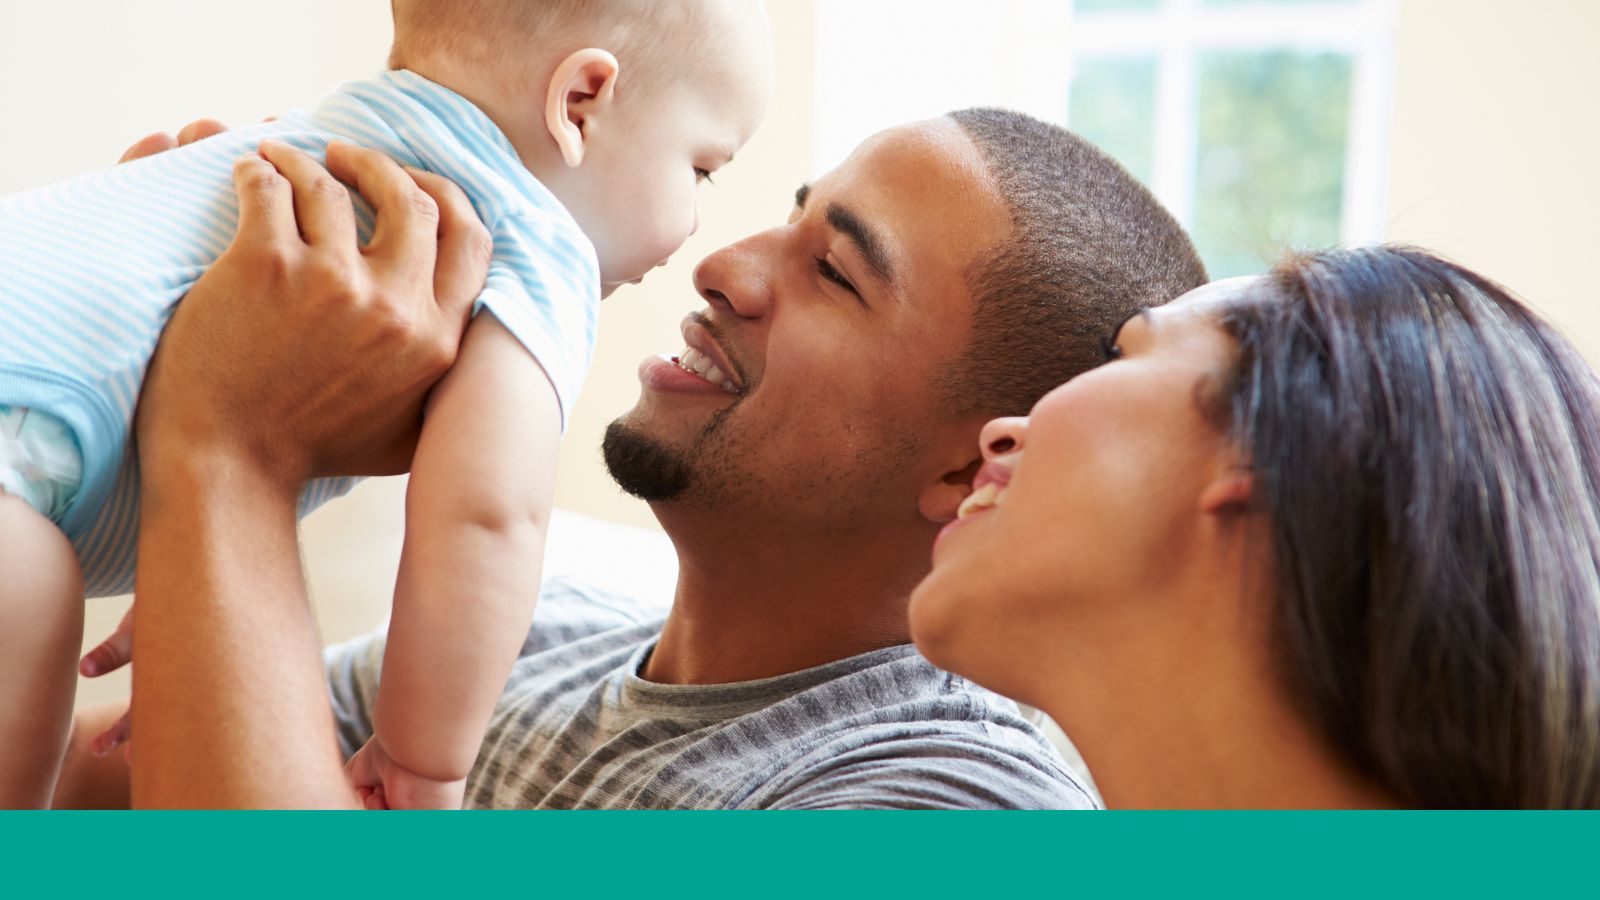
4, 811, 1598, 895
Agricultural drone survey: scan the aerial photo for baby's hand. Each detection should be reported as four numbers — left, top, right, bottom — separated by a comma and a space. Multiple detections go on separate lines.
345, 737, 467, 810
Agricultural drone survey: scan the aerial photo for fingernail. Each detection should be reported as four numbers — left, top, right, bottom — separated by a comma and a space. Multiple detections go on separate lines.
81, 658, 100, 677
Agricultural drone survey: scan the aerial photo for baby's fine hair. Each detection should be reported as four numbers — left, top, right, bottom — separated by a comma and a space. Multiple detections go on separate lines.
390, 0, 721, 92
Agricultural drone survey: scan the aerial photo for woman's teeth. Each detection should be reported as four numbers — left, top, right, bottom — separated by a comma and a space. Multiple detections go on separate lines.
676, 347, 740, 394
957, 482, 1007, 520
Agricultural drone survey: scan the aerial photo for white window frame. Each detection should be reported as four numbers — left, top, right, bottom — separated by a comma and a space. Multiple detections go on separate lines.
1066, 0, 1398, 245
811, 0, 1397, 248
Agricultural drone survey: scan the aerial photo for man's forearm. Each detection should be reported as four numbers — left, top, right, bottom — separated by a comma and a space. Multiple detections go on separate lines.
131, 451, 354, 808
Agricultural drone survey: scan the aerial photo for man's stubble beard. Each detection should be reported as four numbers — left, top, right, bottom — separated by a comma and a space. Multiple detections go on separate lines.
602, 402, 758, 511
602, 398, 932, 531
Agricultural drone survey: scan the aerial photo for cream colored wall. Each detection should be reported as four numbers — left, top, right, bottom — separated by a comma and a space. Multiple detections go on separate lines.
0, 2, 394, 191
1385, 0, 1600, 358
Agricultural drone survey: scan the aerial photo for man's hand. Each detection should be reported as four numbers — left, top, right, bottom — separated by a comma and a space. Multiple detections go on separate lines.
79, 606, 132, 758
79, 124, 492, 759
137, 138, 491, 492
126, 129, 491, 808
117, 118, 229, 163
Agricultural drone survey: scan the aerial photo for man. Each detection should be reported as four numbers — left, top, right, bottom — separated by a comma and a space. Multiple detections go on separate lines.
61, 109, 1205, 808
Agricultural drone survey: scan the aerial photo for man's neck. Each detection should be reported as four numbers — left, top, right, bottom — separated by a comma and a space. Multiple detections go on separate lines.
641, 512, 933, 685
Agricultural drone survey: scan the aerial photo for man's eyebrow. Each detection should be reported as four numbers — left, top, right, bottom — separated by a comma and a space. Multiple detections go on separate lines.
794, 183, 810, 208
824, 202, 894, 287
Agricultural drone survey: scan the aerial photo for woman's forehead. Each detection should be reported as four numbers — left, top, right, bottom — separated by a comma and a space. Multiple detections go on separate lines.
1158, 276, 1270, 322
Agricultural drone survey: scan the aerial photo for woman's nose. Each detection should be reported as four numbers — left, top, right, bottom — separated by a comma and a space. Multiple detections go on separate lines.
979, 417, 1028, 459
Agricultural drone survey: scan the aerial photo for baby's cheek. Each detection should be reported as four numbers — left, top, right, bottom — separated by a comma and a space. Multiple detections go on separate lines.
653, 205, 697, 263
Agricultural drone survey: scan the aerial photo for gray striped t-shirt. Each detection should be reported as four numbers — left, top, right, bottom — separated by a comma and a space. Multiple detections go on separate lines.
324, 577, 1097, 809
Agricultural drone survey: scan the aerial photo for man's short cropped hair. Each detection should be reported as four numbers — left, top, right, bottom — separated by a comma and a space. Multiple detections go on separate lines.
944, 107, 1208, 418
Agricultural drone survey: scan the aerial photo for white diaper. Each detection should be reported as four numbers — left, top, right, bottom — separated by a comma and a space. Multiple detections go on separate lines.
0, 405, 83, 522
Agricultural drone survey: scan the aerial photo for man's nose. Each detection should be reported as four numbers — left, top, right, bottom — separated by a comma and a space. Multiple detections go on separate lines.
979, 417, 1028, 458
691, 231, 776, 318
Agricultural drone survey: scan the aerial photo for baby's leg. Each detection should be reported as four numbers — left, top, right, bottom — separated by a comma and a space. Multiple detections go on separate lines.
0, 491, 84, 808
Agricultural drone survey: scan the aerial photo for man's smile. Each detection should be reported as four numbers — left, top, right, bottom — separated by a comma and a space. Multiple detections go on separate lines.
672, 349, 740, 394
673, 314, 745, 394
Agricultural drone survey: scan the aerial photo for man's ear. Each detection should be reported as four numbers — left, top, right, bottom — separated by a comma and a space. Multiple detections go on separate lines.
919, 455, 983, 524
544, 48, 620, 168
1199, 466, 1255, 516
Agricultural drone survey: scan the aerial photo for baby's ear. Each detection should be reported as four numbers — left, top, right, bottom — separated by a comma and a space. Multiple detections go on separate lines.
544, 48, 620, 167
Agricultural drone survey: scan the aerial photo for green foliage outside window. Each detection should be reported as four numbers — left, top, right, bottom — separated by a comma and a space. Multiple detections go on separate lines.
1067, 0, 1360, 278
1193, 51, 1352, 278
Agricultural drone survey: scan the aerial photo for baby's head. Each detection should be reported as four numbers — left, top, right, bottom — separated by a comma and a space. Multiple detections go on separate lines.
390, 0, 774, 295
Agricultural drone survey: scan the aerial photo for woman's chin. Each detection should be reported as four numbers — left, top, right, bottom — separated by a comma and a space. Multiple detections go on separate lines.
931, 506, 992, 566
908, 560, 981, 670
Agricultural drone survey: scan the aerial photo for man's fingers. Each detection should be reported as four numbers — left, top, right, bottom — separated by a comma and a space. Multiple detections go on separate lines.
118, 117, 229, 166
79, 632, 130, 677
408, 167, 490, 331
118, 132, 177, 164
231, 154, 299, 250
176, 118, 228, 147
325, 142, 439, 269
258, 140, 357, 249
90, 710, 132, 758
80, 608, 135, 677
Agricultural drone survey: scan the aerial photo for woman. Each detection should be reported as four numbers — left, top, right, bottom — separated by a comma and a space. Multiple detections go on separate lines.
910, 245, 1600, 808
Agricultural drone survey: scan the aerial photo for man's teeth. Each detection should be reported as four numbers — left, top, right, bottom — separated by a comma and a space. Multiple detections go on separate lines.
677, 347, 739, 394
957, 482, 1006, 520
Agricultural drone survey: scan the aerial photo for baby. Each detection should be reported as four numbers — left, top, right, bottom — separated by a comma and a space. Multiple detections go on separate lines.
0, 0, 772, 808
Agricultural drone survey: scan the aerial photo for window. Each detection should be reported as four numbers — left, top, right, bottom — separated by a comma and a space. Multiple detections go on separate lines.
1066, 0, 1397, 276
812, 0, 1397, 278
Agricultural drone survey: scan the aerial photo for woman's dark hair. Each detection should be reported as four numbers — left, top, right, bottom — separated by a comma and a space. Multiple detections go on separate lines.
1218, 245, 1600, 808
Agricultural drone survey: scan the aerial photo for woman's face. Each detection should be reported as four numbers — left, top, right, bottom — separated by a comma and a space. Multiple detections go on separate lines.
908, 278, 1260, 707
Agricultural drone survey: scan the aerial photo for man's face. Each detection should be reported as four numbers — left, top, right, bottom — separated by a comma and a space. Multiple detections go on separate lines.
604, 119, 1012, 534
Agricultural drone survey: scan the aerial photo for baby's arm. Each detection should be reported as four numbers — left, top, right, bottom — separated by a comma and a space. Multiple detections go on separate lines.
363, 313, 561, 806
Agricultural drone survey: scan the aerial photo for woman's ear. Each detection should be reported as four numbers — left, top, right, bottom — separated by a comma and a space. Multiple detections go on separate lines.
919, 456, 983, 524
544, 48, 620, 168
1199, 466, 1255, 516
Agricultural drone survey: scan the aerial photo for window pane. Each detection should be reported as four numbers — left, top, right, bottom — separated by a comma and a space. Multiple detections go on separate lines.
1193, 50, 1352, 277
1074, 0, 1162, 13
1068, 57, 1158, 187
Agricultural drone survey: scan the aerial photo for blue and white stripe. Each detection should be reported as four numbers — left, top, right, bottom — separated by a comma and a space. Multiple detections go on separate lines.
0, 69, 600, 597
